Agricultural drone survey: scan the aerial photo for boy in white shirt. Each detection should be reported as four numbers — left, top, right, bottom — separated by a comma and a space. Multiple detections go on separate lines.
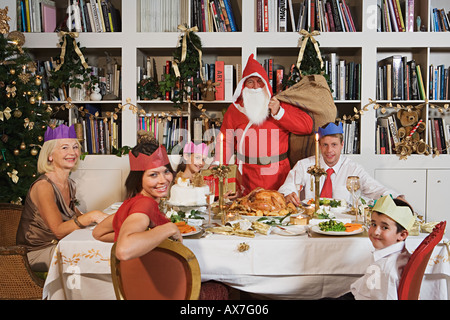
332, 195, 416, 300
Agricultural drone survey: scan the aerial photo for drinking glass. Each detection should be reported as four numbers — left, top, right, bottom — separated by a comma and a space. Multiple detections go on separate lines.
204, 179, 216, 228
346, 176, 361, 220
294, 171, 303, 203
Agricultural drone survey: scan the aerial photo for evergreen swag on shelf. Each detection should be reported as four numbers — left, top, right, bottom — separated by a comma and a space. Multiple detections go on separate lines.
138, 25, 204, 109
0, 6, 50, 204
283, 29, 332, 91
50, 32, 97, 101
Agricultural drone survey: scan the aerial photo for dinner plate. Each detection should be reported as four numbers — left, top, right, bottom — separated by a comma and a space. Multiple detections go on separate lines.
272, 225, 306, 236
310, 225, 364, 236
181, 226, 202, 237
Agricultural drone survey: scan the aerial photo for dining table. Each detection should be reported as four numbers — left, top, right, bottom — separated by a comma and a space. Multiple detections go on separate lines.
42, 203, 450, 300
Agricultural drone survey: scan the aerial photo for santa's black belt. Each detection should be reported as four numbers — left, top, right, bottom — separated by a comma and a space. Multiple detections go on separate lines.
236, 152, 288, 165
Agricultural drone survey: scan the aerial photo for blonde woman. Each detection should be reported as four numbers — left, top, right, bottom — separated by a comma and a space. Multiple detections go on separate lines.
16, 124, 108, 272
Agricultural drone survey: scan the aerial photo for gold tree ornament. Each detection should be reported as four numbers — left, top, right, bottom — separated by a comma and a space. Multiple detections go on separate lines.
0, 6, 11, 34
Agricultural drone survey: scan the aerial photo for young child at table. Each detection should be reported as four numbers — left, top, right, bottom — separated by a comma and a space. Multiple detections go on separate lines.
334, 195, 416, 300
174, 141, 208, 184
92, 133, 182, 258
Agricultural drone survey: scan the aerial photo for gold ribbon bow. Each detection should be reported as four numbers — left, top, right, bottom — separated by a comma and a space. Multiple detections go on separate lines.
0, 107, 11, 121
6, 85, 16, 97
173, 25, 204, 80
7, 169, 19, 184
24, 118, 34, 130
54, 31, 89, 71
296, 29, 324, 71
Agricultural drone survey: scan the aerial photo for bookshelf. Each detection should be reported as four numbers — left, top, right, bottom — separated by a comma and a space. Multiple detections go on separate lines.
4, 0, 450, 227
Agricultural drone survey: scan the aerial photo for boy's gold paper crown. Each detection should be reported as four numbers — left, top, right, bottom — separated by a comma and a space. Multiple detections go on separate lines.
373, 196, 415, 231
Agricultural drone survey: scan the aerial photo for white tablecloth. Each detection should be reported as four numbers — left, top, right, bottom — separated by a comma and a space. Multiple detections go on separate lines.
43, 223, 450, 300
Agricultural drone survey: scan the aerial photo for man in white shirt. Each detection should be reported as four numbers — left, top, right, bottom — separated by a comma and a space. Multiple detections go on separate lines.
278, 122, 401, 205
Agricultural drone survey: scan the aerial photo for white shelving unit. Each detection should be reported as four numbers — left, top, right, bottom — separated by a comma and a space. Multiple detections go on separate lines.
5, 0, 450, 225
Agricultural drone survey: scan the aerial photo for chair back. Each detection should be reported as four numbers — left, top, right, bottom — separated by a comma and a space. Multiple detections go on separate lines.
398, 221, 447, 300
0, 203, 24, 246
110, 239, 201, 300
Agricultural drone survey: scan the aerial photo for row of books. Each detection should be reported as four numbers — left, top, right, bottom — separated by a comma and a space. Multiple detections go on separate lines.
429, 64, 450, 101
377, 0, 414, 32
324, 54, 361, 100
191, 0, 239, 32
431, 8, 450, 32
139, 0, 188, 32
341, 120, 360, 154
429, 117, 449, 154
377, 56, 426, 101
17, 0, 121, 33
75, 104, 121, 154
17, 0, 57, 32
138, 114, 189, 152
376, 114, 400, 154
71, 0, 121, 33
256, 0, 356, 32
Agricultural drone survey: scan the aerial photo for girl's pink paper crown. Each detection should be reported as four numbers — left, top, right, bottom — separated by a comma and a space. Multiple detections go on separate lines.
183, 141, 208, 158
44, 124, 77, 142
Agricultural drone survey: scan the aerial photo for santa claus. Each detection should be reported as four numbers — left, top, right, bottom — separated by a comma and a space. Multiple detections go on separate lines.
215, 54, 313, 195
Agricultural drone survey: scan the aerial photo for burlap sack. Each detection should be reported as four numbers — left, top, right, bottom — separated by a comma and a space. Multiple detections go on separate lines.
275, 74, 337, 167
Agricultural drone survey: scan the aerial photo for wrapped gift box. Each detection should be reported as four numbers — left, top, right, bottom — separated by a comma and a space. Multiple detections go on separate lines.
201, 164, 241, 196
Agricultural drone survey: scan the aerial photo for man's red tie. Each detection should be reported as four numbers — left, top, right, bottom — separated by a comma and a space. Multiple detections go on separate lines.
320, 168, 334, 198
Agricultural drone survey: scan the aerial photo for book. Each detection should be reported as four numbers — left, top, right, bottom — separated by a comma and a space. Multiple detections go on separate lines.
41, 0, 56, 32
416, 64, 426, 100
224, 64, 234, 101
278, 0, 287, 32
223, 0, 238, 31
215, 61, 225, 100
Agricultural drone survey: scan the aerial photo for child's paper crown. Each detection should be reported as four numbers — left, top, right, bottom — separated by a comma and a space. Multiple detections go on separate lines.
183, 141, 208, 158
44, 124, 77, 142
128, 145, 170, 171
372, 195, 415, 231
318, 122, 344, 138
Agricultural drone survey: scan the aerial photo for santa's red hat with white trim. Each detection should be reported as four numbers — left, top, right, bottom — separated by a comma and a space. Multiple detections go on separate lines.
232, 54, 273, 108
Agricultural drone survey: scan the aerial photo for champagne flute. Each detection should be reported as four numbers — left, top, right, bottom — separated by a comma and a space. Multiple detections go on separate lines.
204, 179, 216, 228
294, 171, 303, 204
346, 176, 361, 221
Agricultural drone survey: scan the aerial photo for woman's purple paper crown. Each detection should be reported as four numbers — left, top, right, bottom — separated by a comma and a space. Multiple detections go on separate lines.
44, 124, 77, 142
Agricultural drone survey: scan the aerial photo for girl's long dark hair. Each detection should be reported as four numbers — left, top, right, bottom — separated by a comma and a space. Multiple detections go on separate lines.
125, 133, 173, 199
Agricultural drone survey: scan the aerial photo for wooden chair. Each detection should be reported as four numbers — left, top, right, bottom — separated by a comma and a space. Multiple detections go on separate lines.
397, 221, 447, 300
0, 203, 44, 300
110, 239, 202, 300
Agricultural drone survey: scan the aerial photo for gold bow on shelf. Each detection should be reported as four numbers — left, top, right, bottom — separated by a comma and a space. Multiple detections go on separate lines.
296, 29, 324, 71
172, 25, 204, 80
54, 31, 89, 71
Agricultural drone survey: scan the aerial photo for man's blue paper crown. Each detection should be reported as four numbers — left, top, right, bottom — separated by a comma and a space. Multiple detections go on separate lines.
318, 122, 343, 138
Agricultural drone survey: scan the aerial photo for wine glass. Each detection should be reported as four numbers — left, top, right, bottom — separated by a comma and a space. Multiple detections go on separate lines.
294, 171, 303, 204
204, 179, 216, 228
346, 176, 361, 221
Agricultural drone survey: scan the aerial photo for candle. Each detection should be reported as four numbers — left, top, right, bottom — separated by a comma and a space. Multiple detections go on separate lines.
315, 133, 319, 166
219, 132, 224, 165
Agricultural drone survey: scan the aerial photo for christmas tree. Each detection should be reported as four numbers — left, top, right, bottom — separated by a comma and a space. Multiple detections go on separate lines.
0, 7, 50, 204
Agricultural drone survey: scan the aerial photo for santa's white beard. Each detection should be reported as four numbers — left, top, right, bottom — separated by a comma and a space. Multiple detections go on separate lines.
242, 87, 270, 125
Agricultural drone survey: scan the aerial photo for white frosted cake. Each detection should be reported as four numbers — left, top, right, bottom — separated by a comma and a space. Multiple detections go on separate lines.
169, 177, 210, 206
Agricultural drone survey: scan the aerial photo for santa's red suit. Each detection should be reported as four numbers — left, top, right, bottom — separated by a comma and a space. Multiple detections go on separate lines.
215, 54, 313, 195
